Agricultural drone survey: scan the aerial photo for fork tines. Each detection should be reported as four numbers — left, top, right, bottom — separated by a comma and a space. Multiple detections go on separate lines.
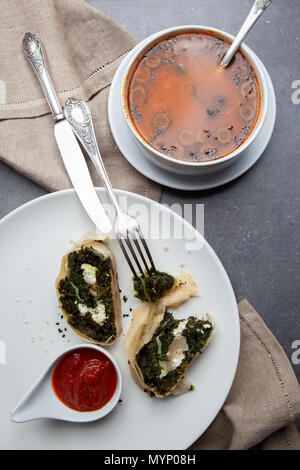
117, 229, 156, 279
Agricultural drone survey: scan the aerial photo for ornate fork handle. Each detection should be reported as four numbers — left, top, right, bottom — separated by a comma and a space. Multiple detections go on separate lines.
65, 98, 156, 277
64, 98, 121, 213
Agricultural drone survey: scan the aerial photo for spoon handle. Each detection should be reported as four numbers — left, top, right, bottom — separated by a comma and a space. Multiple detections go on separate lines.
220, 0, 273, 68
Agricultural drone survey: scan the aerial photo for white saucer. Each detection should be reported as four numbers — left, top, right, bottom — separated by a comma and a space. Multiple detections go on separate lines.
108, 38, 276, 191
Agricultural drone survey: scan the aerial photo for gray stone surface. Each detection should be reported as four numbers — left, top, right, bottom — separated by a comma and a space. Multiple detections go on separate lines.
89, 0, 300, 384
0, 0, 299, 420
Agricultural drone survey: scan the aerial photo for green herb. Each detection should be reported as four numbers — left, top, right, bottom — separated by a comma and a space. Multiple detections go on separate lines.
123, 295, 128, 303
133, 270, 175, 302
58, 246, 116, 343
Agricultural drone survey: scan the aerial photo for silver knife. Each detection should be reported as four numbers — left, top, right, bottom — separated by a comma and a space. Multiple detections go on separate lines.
22, 32, 111, 234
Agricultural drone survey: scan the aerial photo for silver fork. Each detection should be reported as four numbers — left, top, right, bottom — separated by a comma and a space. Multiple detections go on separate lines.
64, 97, 156, 279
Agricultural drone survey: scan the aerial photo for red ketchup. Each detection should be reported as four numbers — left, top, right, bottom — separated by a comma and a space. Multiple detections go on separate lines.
52, 348, 117, 412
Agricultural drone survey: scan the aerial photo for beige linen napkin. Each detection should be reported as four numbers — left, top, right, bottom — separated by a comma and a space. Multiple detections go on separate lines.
0, 0, 161, 200
191, 300, 300, 450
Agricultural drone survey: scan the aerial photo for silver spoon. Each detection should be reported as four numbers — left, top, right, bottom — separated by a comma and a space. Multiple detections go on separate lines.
220, 0, 273, 68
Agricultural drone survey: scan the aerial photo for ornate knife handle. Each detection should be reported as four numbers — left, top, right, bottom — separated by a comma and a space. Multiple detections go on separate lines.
22, 32, 63, 121
65, 98, 120, 212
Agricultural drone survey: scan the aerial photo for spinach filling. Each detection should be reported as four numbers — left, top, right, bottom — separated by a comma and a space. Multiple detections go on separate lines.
58, 246, 116, 342
136, 311, 213, 395
133, 270, 175, 302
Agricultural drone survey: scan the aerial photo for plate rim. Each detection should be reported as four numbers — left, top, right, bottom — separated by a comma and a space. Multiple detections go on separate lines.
0, 188, 240, 449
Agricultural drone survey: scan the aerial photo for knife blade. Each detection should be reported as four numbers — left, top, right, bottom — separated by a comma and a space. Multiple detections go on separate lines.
22, 32, 111, 234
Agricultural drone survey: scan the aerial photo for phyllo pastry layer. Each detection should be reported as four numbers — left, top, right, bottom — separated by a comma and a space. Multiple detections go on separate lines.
125, 302, 213, 397
56, 240, 121, 345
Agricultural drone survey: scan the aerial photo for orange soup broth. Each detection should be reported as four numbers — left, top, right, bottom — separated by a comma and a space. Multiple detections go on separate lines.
127, 32, 261, 162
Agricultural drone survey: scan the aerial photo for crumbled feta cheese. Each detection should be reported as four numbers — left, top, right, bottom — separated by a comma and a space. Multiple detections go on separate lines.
91, 302, 106, 325
77, 301, 107, 325
170, 356, 184, 369
159, 332, 189, 378
160, 351, 186, 378
156, 336, 162, 356
173, 319, 188, 337
81, 263, 97, 285
78, 303, 89, 316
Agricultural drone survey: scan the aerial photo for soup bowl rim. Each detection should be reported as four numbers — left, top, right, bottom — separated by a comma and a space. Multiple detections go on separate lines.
121, 25, 268, 169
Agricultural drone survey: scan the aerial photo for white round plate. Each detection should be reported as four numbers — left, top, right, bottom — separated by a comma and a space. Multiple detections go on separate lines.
0, 189, 239, 450
108, 38, 276, 191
